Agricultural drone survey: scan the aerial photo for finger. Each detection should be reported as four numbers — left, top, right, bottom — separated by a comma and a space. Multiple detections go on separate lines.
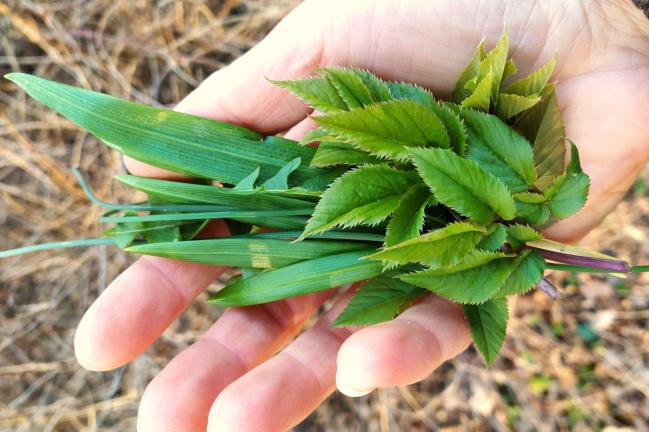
544, 73, 649, 242
74, 221, 230, 370
137, 290, 333, 432
206, 291, 355, 432
335, 294, 470, 397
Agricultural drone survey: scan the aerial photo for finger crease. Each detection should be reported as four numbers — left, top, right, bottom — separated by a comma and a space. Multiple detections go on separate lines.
140, 257, 193, 304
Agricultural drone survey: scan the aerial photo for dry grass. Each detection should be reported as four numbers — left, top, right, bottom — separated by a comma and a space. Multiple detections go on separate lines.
1, 1, 648, 431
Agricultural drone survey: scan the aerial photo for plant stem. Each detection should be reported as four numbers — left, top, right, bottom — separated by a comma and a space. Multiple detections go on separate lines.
632, 265, 649, 273
0, 238, 116, 258
545, 263, 622, 274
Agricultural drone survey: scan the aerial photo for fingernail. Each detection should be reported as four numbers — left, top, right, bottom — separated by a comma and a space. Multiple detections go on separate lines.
336, 372, 374, 397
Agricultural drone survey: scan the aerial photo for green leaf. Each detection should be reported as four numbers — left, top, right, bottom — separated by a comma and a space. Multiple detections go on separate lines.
401, 251, 515, 304
126, 237, 372, 268
496, 250, 545, 297
348, 68, 393, 102
272, 76, 347, 112
461, 70, 493, 111
117, 175, 313, 229
208, 249, 382, 306
514, 193, 551, 225
464, 298, 508, 364
566, 140, 583, 175
502, 59, 518, 81
477, 224, 507, 251
544, 172, 590, 219
516, 85, 566, 191
103, 213, 142, 248
234, 167, 260, 190
387, 82, 435, 107
506, 224, 543, 248
310, 142, 382, 167
314, 100, 451, 161
496, 93, 541, 120
141, 221, 181, 244
7, 73, 334, 190
452, 41, 485, 102
477, 31, 509, 104
302, 165, 420, 237
504, 55, 557, 97
367, 222, 486, 268
320, 68, 374, 108
262, 157, 301, 190
427, 102, 468, 155
461, 109, 537, 192
384, 184, 432, 247
409, 147, 516, 223
333, 278, 426, 326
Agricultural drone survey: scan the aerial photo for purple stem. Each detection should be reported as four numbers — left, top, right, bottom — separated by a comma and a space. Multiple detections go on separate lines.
537, 278, 564, 301
530, 247, 630, 273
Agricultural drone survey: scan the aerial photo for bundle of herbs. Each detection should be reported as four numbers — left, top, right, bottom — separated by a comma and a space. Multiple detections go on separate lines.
2, 33, 646, 364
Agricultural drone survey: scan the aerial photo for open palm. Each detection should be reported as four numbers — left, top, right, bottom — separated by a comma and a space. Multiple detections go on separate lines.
73, 1, 649, 430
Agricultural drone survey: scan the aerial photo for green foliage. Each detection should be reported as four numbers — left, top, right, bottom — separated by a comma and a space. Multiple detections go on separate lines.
368, 222, 485, 268
302, 165, 420, 237
5, 32, 599, 367
333, 278, 426, 326
208, 249, 382, 306
384, 184, 432, 247
461, 109, 536, 192
314, 100, 450, 161
464, 298, 508, 364
410, 147, 516, 223
401, 251, 515, 304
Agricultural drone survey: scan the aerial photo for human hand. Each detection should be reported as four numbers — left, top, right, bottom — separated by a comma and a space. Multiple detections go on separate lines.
73, 1, 649, 430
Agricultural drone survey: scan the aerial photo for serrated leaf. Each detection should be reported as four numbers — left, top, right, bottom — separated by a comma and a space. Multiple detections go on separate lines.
461, 109, 536, 192
461, 70, 493, 111
464, 298, 508, 364
566, 140, 583, 175
6, 73, 333, 190
384, 184, 432, 247
272, 76, 347, 112
452, 41, 485, 102
126, 237, 372, 268
207, 249, 382, 306
513, 192, 549, 225
496, 93, 541, 120
368, 222, 485, 268
477, 31, 509, 104
505, 55, 557, 97
302, 165, 420, 237
348, 68, 393, 102
544, 172, 590, 219
333, 278, 426, 326
409, 147, 516, 223
320, 68, 374, 109
387, 81, 435, 107
496, 250, 545, 297
477, 224, 506, 251
310, 142, 382, 167
516, 85, 566, 191
506, 224, 543, 248
262, 157, 301, 190
502, 59, 518, 81
234, 167, 260, 190
314, 100, 450, 161
401, 251, 515, 304
427, 102, 467, 155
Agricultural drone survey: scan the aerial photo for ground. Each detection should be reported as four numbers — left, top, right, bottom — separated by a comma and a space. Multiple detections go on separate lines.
1, 1, 648, 431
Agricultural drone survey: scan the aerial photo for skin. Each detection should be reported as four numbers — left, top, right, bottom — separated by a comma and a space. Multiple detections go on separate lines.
73, 1, 649, 431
